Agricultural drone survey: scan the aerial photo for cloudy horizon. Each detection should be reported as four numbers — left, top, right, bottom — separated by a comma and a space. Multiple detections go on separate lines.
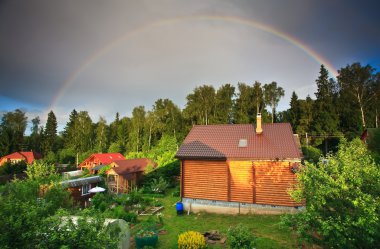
1, 0, 379, 133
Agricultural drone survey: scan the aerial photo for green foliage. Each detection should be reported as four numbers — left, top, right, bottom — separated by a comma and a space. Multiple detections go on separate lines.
227, 223, 256, 249
98, 164, 111, 177
41, 209, 119, 249
149, 176, 169, 194
284, 138, 380, 248
108, 142, 123, 153
0, 178, 73, 248
0, 109, 27, 155
43, 110, 58, 155
301, 145, 322, 163
57, 147, 76, 164
0, 160, 27, 175
143, 160, 180, 188
178, 231, 206, 249
26, 160, 58, 182
263, 81, 285, 123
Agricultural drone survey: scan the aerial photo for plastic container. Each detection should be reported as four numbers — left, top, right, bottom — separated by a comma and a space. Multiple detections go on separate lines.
176, 202, 184, 215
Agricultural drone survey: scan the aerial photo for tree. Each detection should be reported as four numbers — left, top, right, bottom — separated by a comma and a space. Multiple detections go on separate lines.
95, 116, 109, 153
283, 139, 380, 248
28, 116, 42, 153
129, 106, 145, 152
234, 82, 254, 124
213, 84, 235, 124
183, 85, 215, 125
311, 65, 339, 145
252, 81, 264, 114
109, 112, 120, 144
43, 110, 58, 155
62, 109, 78, 149
263, 81, 285, 123
296, 95, 314, 138
337, 63, 377, 129
288, 91, 300, 130
0, 109, 27, 154
75, 111, 94, 153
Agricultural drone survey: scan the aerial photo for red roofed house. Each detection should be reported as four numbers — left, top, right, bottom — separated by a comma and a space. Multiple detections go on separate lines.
0, 151, 41, 166
106, 158, 156, 194
175, 114, 304, 214
79, 153, 126, 171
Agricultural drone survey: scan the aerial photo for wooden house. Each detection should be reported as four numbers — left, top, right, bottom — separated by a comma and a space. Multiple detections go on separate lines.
0, 151, 41, 166
79, 153, 125, 171
175, 114, 303, 214
61, 176, 103, 207
106, 158, 156, 194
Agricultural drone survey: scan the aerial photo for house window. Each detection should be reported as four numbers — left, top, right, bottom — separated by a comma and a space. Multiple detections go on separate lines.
82, 184, 90, 196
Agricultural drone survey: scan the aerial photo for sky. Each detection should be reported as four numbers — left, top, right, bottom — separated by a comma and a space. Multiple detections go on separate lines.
0, 0, 379, 133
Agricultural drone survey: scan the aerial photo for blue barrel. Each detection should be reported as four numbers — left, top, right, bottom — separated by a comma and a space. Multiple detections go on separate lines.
176, 202, 184, 215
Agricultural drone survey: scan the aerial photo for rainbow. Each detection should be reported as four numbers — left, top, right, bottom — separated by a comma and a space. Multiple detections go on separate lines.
48, 14, 338, 112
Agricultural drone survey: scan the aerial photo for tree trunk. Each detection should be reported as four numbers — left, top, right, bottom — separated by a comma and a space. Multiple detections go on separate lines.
357, 93, 366, 128
271, 102, 275, 123
376, 108, 378, 128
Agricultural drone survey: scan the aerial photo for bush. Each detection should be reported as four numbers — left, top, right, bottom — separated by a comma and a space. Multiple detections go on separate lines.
149, 176, 169, 194
105, 206, 138, 223
284, 139, 380, 248
0, 161, 27, 175
172, 185, 180, 197
301, 145, 322, 163
227, 224, 256, 249
178, 231, 206, 249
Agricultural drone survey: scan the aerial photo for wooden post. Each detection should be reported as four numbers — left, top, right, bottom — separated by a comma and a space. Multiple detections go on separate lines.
252, 162, 256, 204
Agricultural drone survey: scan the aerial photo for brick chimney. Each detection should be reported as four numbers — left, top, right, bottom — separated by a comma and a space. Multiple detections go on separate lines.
256, 113, 263, 134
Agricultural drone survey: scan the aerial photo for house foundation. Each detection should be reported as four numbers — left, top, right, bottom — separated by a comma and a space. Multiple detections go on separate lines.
182, 198, 304, 215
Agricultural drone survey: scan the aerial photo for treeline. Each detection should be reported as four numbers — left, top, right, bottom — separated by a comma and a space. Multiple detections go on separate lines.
0, 62, 379, 162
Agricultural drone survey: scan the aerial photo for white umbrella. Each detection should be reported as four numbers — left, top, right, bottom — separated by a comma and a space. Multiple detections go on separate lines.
88, 186, 106, 193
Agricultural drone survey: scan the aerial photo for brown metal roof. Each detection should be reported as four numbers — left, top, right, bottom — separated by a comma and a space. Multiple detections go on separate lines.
109, 158, 156, 175
176, 123, 303, 160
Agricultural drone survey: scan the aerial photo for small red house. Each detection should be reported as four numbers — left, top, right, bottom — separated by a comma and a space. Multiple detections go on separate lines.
176, 114, 303, 214
79, 153, 126, 171
106, 158, 156, 194
0, 151, 41, 166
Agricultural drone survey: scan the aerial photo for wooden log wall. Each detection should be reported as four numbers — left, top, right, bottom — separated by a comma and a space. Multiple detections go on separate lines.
254, 161, 299, 206
182, 160, 228, 201
228, 161, 254, 203
182, 160, 302, 207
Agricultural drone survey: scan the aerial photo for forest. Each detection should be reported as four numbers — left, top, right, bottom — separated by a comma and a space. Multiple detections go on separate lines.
0, 62, 379, 164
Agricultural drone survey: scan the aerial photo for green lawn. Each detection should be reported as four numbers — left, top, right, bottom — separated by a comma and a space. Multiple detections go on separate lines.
137, 191, 297, 249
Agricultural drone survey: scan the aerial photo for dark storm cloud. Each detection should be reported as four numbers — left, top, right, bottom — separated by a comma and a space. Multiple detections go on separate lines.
0, 0, 379, 129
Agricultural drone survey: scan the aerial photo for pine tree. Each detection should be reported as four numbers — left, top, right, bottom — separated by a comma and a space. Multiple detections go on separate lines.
311, 65, 339, 139
43, 111, 58, 154
289, 91, 300, 131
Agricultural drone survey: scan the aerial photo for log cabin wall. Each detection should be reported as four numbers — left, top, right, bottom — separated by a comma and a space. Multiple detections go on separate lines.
182, 159, 302, 207
228, 161, 254, 203
254, 161, 300, 207
182, 160, 228, 201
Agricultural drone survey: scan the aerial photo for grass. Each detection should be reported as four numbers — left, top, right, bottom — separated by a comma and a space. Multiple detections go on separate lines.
136, 189, 297, 249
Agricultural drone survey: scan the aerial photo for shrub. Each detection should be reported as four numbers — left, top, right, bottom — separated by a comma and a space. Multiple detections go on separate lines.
284, 139, 380, 248
0, 161, 27, 175
106, 205, 138, 223
178, 231, 206, 249
149, 176, 169, 194
227, 224, 256, 249
301, 145, 322, 163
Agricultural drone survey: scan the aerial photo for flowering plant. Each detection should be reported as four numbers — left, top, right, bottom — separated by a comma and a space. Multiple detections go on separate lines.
136, 229, 157, 238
